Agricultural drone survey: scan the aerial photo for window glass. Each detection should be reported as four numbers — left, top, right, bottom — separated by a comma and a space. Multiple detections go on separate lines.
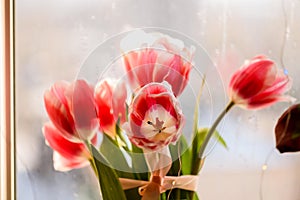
16, 0, 300, 199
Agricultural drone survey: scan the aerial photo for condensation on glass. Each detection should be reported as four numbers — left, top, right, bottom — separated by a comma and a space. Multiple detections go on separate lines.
15, 0, 300, 200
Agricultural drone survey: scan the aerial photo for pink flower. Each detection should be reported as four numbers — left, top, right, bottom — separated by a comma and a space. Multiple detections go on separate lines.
228, 55, 292, 109
94, 79, 127, 138
43, 123, 97, 171
124, 82, 184, 151
44, 80, 99, 142
121, 30, 194, 96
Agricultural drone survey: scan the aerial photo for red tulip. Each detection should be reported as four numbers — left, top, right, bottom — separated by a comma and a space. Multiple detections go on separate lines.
44, 80, 99, 142
121, 30, 194, 96
43, 123, 98, 171
228, 55, 292, 109
94, 79, 127, 138
124, 82, 184, 151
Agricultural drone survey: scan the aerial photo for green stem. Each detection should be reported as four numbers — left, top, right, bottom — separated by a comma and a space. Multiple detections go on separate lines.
89, 157, 99, 178
187, 102, 234, 200
174, 188, 181, 200
84, 140, 99, 179
198, 101, 235, 160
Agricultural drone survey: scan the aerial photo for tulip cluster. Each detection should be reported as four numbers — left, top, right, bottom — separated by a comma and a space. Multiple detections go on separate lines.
43, 31, 196, 171
43, 79, 127, 171
42, 30, 295, 200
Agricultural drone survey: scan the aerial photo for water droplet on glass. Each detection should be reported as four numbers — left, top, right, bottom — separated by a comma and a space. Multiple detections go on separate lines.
286, 27, 291, 39
197, 11, 207, 19
90, 15, 96, 20
237, 116, 242, 122
248, 115, 256, 124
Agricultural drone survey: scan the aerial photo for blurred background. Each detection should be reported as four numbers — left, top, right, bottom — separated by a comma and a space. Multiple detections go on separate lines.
15, 0, 300, 199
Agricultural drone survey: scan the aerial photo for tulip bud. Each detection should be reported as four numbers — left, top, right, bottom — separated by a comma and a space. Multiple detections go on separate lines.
228, 55, 292, 109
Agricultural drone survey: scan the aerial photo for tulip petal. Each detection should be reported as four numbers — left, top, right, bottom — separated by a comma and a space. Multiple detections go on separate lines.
94, 79, 127, 137
72, 80, 98, 140
43, 123, 90, 160
112, 81, 127, 122
247, 74, 292, 108
53, 151, 90, 172
231, 59, 275, 99
95, 80, 115, 135
44, 81, 75, 137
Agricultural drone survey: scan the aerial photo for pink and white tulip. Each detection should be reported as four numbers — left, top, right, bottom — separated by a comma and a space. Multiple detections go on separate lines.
228, 55, 292, 109
121, 30, 194, 97
94, 79, 127, 138
44, 80, 99, 142
43, 79, 99, 171
124, 82, 184, 151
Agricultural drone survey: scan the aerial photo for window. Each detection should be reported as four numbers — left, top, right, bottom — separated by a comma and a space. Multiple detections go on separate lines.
1, 0, 299, 199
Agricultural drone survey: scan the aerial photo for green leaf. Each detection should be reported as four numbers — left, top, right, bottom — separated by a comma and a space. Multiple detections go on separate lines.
90, 145, 127, 200
191, 192, 200, 200
168, 135, 191, 176
190, 129, 205, 175
163, 189, 200, 200
192, 76, 206, 138
130, 144, 149, 181
190, 128, 227, 175
167, 135, 191, 176
122, 144, 148, 200
212, 129, 228, 149
194, 128, 227, 153
188, 76, 207, 175
179, 136, 192, 175
124, 188, 142, 200
100, 134, 134, 179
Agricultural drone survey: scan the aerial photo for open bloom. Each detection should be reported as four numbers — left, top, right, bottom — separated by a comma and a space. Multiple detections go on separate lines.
121, 30, 195, 96
124, 82, 184, 151
94, 79, 127, 138
43, 123, 98, 171
44, 80, 99, 142
228, 55, 292, 109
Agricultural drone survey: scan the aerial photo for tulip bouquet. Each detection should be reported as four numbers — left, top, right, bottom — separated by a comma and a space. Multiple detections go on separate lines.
42, 30, 298, 200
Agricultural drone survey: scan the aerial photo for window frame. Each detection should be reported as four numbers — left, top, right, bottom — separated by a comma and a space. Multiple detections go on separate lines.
1, 0, 15, 199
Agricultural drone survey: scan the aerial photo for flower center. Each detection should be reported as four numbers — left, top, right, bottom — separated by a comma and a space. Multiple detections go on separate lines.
147, 117, 166, 133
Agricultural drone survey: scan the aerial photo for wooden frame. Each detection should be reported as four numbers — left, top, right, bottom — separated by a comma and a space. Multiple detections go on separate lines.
1, 0, 15, 199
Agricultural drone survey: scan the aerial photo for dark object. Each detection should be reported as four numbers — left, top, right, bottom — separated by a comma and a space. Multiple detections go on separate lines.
275, 103, 300, 153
